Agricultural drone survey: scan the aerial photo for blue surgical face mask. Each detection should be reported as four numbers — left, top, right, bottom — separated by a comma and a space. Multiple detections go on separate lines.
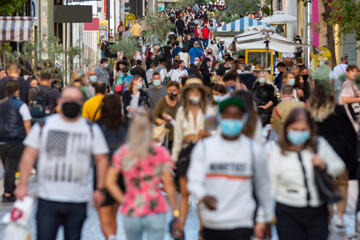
287, 130, 311, 146
228, 64, 232, 68
213, 95, 221, 103
90, 75, 97, 82
153, 79, 161, 87
215, 67, 219, 70
288, 78, 295, 86
136, 83, 143, 89
219, 118, 245, 137
258, 77, 265, 84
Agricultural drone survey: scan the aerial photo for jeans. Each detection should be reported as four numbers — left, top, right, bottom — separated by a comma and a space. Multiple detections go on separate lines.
202, 38, 209, 49
0, 143, 24, 194
123, 213, 166, 240
101, 50, 105, 58
36, 198, 87, 240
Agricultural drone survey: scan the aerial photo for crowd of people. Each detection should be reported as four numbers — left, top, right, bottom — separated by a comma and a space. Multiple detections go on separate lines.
0, 3, 360, 240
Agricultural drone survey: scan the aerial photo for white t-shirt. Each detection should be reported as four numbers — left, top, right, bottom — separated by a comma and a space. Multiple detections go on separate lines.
23, 114, 109, 203
127, 91, 140, 118
172, 69, 188, 82
19, 104, 31, 121
333, 64, 347, 92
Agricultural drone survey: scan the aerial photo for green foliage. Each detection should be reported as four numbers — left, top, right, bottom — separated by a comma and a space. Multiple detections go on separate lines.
109, 37, 138, 61
213, 9, 239, 24
0, 0, 27, 15
225, 0, 261, 17
174, 0, 195, 11
142, 12, 173, 43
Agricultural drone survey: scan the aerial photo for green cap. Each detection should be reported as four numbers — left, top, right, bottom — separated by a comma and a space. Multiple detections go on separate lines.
218, 97, 246, 112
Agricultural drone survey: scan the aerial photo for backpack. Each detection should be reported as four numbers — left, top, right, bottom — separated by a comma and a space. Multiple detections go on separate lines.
163, 70, 173, 86
29, 87, 53, 119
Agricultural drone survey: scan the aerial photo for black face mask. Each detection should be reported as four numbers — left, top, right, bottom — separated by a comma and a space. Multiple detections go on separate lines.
168, 93, 177, 100
302, 74, 309, 81
62, 102, 81, 119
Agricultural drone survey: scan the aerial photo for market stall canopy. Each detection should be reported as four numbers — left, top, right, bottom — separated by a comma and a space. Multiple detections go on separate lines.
261, 11, 297, 25
0, 16, 34, 42
228, 26, 309, 53
215, 17, 276, 36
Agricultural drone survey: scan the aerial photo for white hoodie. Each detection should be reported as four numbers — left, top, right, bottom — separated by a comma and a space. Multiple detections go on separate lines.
187, 134, 274, 230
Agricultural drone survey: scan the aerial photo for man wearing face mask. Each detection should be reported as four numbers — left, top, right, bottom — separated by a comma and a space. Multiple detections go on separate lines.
146, 72, 167, 111
216, 57, 234, 83
94, 58, 110, 87
173, 60, 189, 83
15, 86, 109, 240
187, 97, 273, 240
188, 41, 203, 66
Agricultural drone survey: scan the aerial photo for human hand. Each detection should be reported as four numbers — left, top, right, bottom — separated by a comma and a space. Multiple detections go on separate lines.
92, 190, 105, 209
14, 185, 28, 201
258, 105, 265, 109
312, 154, 327, 171
199, 130, 211, 139
128, 107, 134, 113
162, 113, 173, 121
202, 195, 217, 210
254, 222, 266, 239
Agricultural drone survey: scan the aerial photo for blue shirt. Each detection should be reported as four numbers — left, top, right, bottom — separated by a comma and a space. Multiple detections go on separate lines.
188, 47, 203, 65
172, 47, 181, 58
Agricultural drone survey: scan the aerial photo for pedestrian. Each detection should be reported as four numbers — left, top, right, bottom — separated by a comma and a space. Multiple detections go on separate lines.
81, 70, 96, 98
179, 48, 189, 68
155, 58, 166, 73
15, 86, 109, 240
153, 81, 181, 150
172, 78, 214, 239
106, 108, 178, 240
172, 60, 189, 83
201, 25, 210, 48
338, 64, 360, 123
172, 41, 181, 58
294, 74, 310, 102
130, 60, 149, 88
176, 15, 186, 36
0, 81, 31, 202
0, 67, 6, 79
0, 62, 31, 104
188, 41, 203, 66
160, 59, 175, 84
94, 57, 110, 86
271, 85, 305, 135
216, 57, 233, 82
29, 77, 39, 88
307, 81, 357, 228
253, 72, 278, 126
211, 83, 227, 105
146, 72, 167, 111
28, 71, 60, 117
199, 58, 211, 86
96, 95, 128, 240
268, 107, 345, 240
206, 41, 218, 60
239, 64, 257, 90
274, 62, 286, 90
163, 41, 173, 62
222, 70, 247, 93
187, 97, 273, 240
145, 45, 157, 70
82, 81, 106, 121
332, 56, 348, 98
99, 36, 107, 58
123, 75, 150, 119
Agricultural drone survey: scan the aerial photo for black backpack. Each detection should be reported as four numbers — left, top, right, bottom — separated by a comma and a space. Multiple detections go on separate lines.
29, 87, 53, 119
163, 70, 173, 86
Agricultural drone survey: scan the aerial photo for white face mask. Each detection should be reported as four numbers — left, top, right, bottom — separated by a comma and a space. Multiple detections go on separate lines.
194, 61, 200, 65
104, 63, 109, 68
189, 96, 201, 104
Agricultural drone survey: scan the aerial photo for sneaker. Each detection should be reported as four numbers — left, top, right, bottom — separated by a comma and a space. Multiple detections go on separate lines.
2, 194, 16, 203
334, 217, 345, 228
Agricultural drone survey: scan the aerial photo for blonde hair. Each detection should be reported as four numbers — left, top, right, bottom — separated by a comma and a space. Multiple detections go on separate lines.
176, 36, 183, 43
256, 71, 273, 85
124, 108, 153, 159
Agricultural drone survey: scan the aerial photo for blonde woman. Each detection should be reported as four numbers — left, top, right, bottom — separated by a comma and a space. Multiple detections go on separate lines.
106, 108, 178, 240
252, 71, 278, 126
172, 78, 215, 239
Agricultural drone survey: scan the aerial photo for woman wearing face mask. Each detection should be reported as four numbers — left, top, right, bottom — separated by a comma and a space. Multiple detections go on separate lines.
294, 74, 311, 102
199, 58, 211, 87
172, 78, 214, 239
153, 81, 181, 151
268, 107, 345, 240
282, 72, 298, 101
211, 83, 227, 106
123, 75, 150, 120
252, 72, 278, 126
210, 62, 220, 84
307, 82, 357, 228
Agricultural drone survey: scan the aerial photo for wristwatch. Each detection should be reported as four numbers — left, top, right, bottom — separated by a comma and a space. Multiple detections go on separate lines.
173, 210, 180, 218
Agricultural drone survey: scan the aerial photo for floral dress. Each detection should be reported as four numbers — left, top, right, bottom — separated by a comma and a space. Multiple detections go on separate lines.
112, 144, 173, 217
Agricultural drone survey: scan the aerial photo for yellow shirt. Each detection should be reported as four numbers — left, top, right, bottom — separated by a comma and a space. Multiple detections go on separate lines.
82, 95, 104, 121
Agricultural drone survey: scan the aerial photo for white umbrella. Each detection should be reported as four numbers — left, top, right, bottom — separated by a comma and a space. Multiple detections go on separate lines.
261, 11, 297, 25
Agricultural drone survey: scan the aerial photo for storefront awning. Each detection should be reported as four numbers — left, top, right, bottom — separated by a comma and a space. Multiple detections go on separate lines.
0, 16, 33, 42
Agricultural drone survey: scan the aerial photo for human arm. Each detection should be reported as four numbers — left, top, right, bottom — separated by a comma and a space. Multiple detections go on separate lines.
14, 146, 39, 200
341, 97, 360, 104
93, 153, 109, 208
171, 108, 184, 162
23, 120, 31, 134
106, 167, 124, 203
317, 137, 345, 177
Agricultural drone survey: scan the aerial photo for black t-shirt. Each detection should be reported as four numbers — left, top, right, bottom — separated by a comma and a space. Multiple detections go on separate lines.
187, 22, 196, 33
163, 46, 173, 59
216, 65, 229, 77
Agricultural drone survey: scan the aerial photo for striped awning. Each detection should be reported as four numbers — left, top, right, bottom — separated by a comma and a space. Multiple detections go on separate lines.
216, 17, 275, 32
0, 16, 33, 42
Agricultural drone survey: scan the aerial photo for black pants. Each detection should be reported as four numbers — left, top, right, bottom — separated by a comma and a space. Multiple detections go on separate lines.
0, 143, 24, 194
276, 202, 328, 240
203, 227, 252, 240
36, 198, 87, 240
146, 58, 153, 70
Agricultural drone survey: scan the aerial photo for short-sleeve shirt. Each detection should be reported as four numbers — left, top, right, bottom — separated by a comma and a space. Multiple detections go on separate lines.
112, 144, 173, 217
23, 114, 109, 202
339, 80, 359, 104
188, 47, 203, 65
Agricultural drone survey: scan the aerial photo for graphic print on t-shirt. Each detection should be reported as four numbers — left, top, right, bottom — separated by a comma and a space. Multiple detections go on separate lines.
45, 130, 90, 183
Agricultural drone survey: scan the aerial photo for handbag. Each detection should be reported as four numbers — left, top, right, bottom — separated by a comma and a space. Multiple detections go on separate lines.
313, 138, 343, 204
153, 126, 168, 143
314, 168, 343, 204
114, 73, 124, 93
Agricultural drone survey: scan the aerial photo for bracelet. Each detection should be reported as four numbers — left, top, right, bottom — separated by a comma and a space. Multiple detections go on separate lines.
173, 210, 180, 218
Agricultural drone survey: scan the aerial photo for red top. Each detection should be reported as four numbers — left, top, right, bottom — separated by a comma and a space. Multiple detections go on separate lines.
201, 27, 210, 39
146, 50, 153, 59
195, 27, 200, 37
